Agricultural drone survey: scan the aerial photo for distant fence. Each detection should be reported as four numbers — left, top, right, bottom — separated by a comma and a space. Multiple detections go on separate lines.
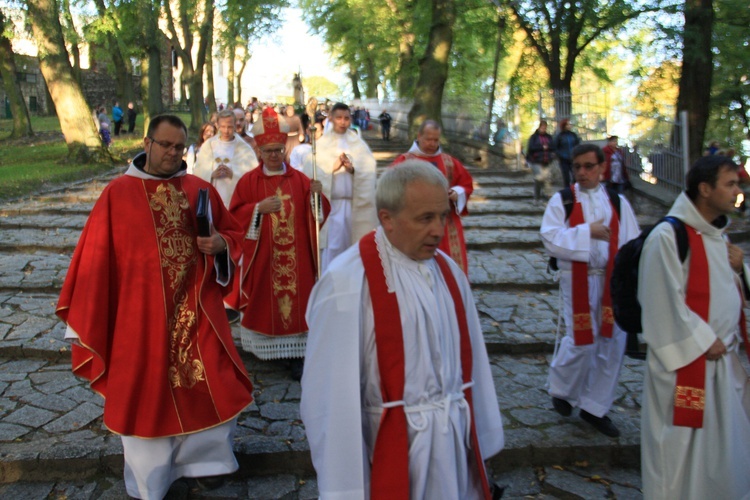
354, 91, 689, 204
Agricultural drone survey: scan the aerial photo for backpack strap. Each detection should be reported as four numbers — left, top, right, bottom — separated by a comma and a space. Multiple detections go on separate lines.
605, 188, 621, 218
559, 186, 574, 221
661, 216, 689, 262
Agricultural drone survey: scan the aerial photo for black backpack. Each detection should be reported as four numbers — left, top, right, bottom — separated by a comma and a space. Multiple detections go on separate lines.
547, 186, 621, 272
610, 216, 689, 359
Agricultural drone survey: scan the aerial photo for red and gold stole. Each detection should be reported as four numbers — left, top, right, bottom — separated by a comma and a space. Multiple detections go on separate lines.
674, 225, 710, 427
567, 187, 620, 345
359, 232, 491, 500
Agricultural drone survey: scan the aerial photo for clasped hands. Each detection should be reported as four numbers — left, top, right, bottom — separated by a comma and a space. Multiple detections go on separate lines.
333, 153, 354, 174
211, 164, 233, 180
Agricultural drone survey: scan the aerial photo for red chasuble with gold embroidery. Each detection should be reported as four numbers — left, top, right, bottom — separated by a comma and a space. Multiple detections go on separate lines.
229, 165, 330, 336
57, 173, 254, 438
392, 152, 473, 275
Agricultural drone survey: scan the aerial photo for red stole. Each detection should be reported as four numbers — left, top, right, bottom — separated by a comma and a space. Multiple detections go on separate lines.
567, 187, 619, 345
359, 232, 491, 500
673, 225, 710, 427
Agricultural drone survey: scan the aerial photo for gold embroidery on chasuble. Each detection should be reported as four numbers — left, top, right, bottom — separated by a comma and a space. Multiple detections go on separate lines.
674, 385, 705, 410
446, 218, 464, 269
602, 306, 614, 326
269, 185, 298, 329
148, 183, 206, 389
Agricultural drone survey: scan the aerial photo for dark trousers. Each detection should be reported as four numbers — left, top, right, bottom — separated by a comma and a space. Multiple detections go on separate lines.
558, 159, 573, 186
114, 120, 123, 136
127, 121, 136, 133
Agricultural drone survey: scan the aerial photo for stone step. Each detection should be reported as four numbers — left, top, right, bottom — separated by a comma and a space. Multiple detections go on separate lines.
0, 351, 644, 485
469, 248, 555, 291
0, 464, 645, 499
466, 228, 542, 250
0, 287, 564, 363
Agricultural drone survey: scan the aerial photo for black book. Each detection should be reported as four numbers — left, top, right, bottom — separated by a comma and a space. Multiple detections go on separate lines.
196, 188, 210, 237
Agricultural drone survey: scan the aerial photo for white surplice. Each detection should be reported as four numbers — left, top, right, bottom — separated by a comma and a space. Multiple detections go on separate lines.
301, 227, 504, 500
540, 184, 641, 417
301, 130, 378, 272
639, 192, 750, 500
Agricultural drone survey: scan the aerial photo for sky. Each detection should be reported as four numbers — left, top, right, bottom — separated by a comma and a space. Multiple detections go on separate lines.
228, 7, 348, 104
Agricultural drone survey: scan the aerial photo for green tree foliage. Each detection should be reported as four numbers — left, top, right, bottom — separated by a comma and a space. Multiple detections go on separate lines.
506, 0, 671, 114
25, 0, 108, 162
705, 0, 749, 154
218, 0, 286, 107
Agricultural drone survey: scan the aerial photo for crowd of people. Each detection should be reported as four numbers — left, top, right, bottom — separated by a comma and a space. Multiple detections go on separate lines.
56, 101, 749, 500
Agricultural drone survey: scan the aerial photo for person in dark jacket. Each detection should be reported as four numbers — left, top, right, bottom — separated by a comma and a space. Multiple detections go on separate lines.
553, 119, 581, 186
526, 120, 555, 202
126, 102, 137, 134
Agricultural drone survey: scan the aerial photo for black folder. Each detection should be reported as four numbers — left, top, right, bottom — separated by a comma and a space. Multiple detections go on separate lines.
196, 188, 210, 237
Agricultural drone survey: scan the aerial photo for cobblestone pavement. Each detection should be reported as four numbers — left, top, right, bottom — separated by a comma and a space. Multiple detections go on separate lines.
1, 131, 748, 498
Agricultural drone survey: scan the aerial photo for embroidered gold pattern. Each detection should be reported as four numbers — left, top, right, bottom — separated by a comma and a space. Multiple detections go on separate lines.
674, 385, 705, 410
445, 218, 465, 272
149, 183, 206, 389
602, 306, 614, 325
573, 313, 592, 331
269, 186, 297, 329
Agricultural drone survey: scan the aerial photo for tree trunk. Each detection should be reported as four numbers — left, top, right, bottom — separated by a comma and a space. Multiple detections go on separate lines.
364, 56, 378, 99
26, 0, 108, 162
486, 13, 505, 134
236, 57, 247, 105
140, 0, 163, 132
407, 0, 455, 138
60, 0, 81, 85
0, 11, 33, 138
92, 0, 134, 104
348, 67, 361, 100
676, 0, 714, 163
226, 41, 236, 105
205, 11, 217, 113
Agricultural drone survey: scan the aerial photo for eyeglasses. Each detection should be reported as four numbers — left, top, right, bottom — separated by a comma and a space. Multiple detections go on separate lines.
572, 162, 599, 171
148, 137, 186, 153
261, 148, 285, 156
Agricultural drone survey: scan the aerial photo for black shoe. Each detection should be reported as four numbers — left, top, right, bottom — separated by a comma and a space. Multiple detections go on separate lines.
552, 397, 572, 417
290, 358, 304, 381
580, 410, 620, 437
193, 475, 226, 491
225, 308, 240, 324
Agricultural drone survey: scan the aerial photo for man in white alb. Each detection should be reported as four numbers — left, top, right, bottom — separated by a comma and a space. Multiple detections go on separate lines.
540, 143, 640, 437
301, 160, 504, 499
194, 109, 258, 207
301, 102, 378, 272
639, 154, 750, 499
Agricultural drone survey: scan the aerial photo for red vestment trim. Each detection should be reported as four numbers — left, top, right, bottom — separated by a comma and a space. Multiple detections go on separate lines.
567, 186, 619, 345
674, 225, 709, 428
359, 232, 491, 499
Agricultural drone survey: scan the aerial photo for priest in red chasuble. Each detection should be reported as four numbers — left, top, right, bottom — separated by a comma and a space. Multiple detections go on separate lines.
392, 119, 474, 275
229, 107, 329, 380
57, 115, 254, 499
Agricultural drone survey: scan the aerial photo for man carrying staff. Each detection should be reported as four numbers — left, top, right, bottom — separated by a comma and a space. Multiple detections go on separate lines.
301, 160, 504, 499
230, 107, 329, 381
57, 115, 254, 499
301, 102, 378, 272
392, 119, 473, 275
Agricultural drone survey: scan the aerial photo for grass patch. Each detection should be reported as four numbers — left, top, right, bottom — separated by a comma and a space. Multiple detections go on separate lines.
0, 112, 195, 201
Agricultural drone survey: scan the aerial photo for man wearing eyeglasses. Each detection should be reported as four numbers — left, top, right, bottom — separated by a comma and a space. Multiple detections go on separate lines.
540, 143, 640, 438
57, 115, 254, 499
230, 107, 330, 381
194, 108, 258, 208
301, 102, 378, 273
